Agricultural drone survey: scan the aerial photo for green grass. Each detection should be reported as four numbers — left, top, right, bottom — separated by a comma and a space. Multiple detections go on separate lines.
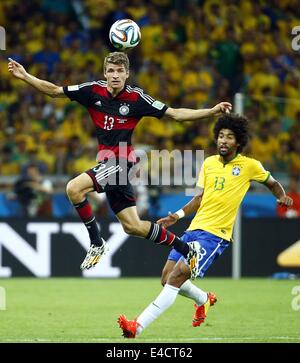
0, 278, 299, 343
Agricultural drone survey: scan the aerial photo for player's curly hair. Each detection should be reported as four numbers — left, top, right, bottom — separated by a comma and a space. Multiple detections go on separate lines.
104, 52, 129, 72
213, 114, 249, 153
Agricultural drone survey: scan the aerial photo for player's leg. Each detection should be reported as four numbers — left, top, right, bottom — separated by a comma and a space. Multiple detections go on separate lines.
160, 231, 220, 326
66, 172, 108, 270
66, 173, 100, 244
192, 291, 217, 327
115, 205, 199, 272
184, 231, 230, 326
161, 255, 209, 308
160, 230, 201, 285
118, 260, 190, 338
72, 158, 133, 270
161, 259, 176, 286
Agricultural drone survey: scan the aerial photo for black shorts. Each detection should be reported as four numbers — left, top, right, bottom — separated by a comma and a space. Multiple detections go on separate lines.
86, 158, 136, 214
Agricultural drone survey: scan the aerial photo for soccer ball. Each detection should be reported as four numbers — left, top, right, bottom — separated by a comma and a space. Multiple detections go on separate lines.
109, 19, 141, 50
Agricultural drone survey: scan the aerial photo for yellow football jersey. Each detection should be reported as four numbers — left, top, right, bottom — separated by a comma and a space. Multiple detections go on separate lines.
188, 154, 270, 241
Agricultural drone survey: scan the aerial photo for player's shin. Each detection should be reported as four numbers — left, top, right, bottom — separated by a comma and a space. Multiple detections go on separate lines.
146, 222, 189, 256
136, 284, 179, 334
179, 280, 208, 305
74, 198, 103, 246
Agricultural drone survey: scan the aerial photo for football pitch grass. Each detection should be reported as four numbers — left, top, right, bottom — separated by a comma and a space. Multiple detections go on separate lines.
0, 277, 299, 343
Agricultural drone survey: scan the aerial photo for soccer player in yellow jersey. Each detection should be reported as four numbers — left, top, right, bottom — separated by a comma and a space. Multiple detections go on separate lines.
118, 113, 293, 338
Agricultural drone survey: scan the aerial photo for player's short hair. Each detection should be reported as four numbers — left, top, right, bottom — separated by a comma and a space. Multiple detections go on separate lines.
213, 114, 249, 153
104, 52, 129, 72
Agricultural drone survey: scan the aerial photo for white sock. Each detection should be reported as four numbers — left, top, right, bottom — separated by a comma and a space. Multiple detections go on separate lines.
179, 280, 208, 306
136, 284, 179, 335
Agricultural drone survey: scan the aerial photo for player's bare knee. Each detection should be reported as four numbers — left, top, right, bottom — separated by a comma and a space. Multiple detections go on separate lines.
66, 180, 83, 202
66, 180, 76, 198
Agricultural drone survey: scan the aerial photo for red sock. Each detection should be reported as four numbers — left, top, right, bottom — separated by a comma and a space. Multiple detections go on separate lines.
74, 199, 102, 246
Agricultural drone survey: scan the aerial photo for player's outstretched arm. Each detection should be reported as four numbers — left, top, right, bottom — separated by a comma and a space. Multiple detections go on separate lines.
265, 176, 293, 207
8, 58, 66, 98
157, 191, 203, 228
165, 102, 232, 122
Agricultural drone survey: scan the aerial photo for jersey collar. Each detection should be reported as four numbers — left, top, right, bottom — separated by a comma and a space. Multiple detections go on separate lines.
219, 153, 240, 165
106, 84, 127, 99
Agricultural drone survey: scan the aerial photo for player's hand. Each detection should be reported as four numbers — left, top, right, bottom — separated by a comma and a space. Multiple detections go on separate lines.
211, 102, 232, 116
157, 213, 179, 228
8, 58, 27, 80
277, 195, 293, 207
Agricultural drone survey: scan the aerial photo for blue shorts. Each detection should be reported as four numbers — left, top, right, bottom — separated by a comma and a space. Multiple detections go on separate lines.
168, 230, 230, 278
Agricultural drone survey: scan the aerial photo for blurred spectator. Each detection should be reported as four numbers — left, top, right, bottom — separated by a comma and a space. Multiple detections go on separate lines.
13, 164, 53, 217
64, 135, 84, 174
277, 175, 300, 218
272, 139, 291, 173
33, 39, 60, 74
0, 145, 20, 175
62, 21, 89, 49
212, 26, 243, 96
289, 139, 300, 176
20, 147, 48, 175
250, 121, 280, 169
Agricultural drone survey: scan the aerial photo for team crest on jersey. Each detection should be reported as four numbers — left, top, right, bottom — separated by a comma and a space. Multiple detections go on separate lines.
232, 166, 241, 176
119, 103, 130, 116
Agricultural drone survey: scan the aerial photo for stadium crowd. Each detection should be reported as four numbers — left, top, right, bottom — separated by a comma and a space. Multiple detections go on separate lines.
0, 0, 300, 188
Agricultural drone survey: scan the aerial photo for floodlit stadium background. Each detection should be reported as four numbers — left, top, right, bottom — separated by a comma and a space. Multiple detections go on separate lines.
1, 1, 300, 201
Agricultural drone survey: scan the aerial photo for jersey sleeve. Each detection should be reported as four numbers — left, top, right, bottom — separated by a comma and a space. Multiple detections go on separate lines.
196, 160, 206, 188
135, 89, 168, 118
63, 84, 93, 107
249, 159, 270, 183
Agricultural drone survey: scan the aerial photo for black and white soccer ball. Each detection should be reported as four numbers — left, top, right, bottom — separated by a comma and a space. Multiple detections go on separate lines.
109, 19, 141, 50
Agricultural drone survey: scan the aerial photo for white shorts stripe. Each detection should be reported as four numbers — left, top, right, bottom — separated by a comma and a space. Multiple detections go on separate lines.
95, 165, 116, 180
95, 165, 121, 182
199, 239, 223, 272
95, 166, 121, 182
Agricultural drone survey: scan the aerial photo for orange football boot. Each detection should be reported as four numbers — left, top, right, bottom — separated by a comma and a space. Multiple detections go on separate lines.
192, 292, 217, 327
118, 314, 140, 338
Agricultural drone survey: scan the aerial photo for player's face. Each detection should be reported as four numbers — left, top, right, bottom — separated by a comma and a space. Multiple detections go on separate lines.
217, 128, 239, 158
104, 63, 129, 92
